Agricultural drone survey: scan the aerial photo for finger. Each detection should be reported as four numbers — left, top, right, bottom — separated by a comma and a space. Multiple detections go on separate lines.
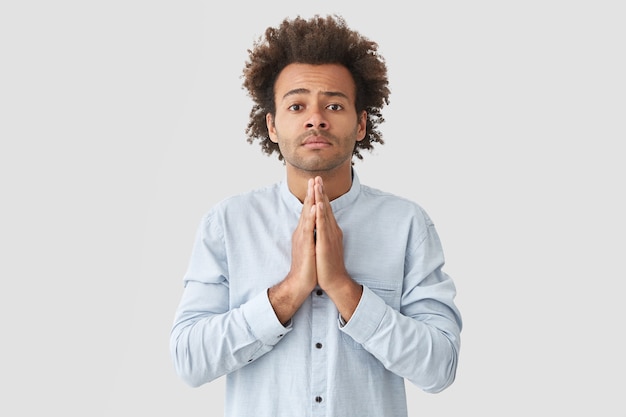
301, 178, 317, 238
306, 178, 316, 207
314, 177, 328, 207
297, 178, 314, 225
314, 176, 326, 202
314, 178, 336, 226
314, 190, 335, 247
313, 181, 325, 226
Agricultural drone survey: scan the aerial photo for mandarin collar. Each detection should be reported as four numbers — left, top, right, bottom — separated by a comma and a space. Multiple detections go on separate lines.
280, 170, 361, 215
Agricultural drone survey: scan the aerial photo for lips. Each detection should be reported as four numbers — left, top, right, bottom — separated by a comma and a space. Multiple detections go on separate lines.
302, 135, 331, 146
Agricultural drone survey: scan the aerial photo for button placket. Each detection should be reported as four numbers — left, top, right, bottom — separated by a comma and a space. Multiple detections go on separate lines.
311, 288, 328, 413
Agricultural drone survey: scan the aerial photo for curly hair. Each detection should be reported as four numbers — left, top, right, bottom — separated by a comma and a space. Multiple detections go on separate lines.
242, 14, 390, 161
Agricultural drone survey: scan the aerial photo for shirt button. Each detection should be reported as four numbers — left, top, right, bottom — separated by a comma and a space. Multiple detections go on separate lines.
315, 396, 323, 403
315, 342, 323, 349
316, 289, 323, 296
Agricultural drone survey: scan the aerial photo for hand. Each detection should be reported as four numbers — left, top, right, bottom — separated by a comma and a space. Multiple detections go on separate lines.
312, 177, 362, 321
268, 178, 317, 324
311, 177, 350, 291
288, 177, 318, 294
269, 177, 362, 325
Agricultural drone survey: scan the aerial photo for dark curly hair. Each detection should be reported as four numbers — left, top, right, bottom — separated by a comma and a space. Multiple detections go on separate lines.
242, 14, 390, 161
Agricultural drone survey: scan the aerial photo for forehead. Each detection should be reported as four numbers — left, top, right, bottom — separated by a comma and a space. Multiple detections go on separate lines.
274, 63, 356, 101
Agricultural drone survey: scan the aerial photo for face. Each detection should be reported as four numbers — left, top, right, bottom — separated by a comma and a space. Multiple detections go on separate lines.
266, 63, 366, 175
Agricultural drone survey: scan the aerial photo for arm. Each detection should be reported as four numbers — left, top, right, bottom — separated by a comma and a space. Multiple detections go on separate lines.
340, 222, 462, 393
310, 176, 461, 392
169, 214, 290, 388
171, 179, 325, 387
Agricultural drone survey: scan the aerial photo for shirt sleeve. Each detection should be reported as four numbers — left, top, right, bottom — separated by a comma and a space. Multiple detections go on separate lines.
339, 220, 462, 393
169, 212, 291, 388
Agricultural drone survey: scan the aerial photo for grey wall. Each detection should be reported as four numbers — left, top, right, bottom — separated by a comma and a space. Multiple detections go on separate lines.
1, 1, 624, 416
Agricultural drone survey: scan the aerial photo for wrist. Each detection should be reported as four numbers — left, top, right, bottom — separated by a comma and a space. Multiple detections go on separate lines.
322, 276, 363, 323
320, 273, 357, 296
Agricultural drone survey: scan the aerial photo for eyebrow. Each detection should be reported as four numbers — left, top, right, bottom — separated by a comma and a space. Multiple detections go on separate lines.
282, 88, 350, 101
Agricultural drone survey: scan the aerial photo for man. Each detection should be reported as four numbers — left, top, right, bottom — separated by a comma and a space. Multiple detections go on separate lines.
170, 14, 462, 417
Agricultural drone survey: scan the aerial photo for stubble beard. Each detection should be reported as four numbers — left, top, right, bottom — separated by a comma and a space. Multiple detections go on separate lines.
278, 127, 359, 174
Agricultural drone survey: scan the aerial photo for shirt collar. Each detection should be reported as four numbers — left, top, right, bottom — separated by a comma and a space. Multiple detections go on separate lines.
280, 169, 361, 214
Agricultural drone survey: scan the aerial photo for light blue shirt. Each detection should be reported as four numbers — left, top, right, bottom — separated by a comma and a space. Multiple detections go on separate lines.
170, 171, 462, 417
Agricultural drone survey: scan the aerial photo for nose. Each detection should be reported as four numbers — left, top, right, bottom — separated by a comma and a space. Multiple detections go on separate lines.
305, 106, 328, 130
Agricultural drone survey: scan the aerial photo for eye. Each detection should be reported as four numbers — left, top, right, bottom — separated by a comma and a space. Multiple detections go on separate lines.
327, 103, 343, 111
287, 104, 303, 111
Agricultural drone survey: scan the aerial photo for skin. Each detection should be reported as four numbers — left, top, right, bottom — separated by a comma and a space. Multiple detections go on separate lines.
266, 63, 366, 325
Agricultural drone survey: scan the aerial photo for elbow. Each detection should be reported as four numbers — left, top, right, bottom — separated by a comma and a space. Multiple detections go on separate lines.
170, 329, 210, 388
177, 369, 205, 389
420, 339, 460, 393
171, 345, 201, 388
422, 356, 458, 393
174, 358, 206, 388
410, 327, 460, 394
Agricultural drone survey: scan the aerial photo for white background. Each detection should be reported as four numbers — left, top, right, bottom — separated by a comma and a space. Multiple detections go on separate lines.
1, 1, 624, 416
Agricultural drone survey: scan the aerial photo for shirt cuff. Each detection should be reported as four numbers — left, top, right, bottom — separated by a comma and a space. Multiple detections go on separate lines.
338, 284, 387, 344
241, 289, 293, 346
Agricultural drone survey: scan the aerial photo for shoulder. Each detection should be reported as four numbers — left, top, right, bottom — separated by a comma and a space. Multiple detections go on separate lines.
202, 182, 281, 222
358, 184, 434, 226
220, 182, 281, 207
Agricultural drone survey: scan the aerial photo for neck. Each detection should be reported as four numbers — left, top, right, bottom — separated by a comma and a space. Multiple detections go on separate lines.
286, 164, 353, 202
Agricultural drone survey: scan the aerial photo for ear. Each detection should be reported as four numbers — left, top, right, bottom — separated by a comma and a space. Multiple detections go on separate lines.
266, 113, 278, 143
355, 110, 367, 142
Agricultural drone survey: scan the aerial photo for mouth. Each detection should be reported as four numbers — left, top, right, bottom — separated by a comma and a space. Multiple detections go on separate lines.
302, 135, 332, 149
